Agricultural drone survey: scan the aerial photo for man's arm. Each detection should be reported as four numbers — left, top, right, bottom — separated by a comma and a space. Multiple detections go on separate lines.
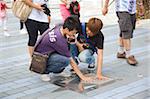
102, 0, 110, 15
96, 49, 108, 80
70, 58, 93, 82
60, 0, 68, 5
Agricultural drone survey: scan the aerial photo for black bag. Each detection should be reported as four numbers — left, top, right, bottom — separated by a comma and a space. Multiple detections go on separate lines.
29, 27, 56, 74
30, 52, 48, 74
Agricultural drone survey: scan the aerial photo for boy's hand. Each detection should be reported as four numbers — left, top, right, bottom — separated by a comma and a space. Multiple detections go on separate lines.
81, 76, 94, 82
97, 74, 108, 80
102, 6, 108, 16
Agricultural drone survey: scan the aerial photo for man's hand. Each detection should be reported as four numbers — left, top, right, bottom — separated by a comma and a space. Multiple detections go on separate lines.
102, 7, 108, 16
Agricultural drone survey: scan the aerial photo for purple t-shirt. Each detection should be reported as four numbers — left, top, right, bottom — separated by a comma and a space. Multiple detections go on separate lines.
35, 26, 71, 58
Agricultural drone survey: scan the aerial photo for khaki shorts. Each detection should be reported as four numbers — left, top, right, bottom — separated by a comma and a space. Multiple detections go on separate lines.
116, 12, 136, 39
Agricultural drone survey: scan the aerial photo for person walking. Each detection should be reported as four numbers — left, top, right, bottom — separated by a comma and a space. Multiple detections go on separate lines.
102, 0, 144, 66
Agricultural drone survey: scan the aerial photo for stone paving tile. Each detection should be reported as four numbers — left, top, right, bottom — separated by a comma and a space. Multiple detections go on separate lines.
1, 93, 26, 99
37, 90, 90, 99
5, 87, 30, 95
126, 90, 149, 99
0, 92, 9, 98
19, 86, 60, 99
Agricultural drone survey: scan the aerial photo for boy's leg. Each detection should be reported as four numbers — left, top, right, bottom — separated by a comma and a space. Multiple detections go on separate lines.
45, 53, 70, 74
78, 49, 95, 70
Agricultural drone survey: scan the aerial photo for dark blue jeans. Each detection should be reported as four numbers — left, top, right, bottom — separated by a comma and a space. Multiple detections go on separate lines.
44, 53, 70, 74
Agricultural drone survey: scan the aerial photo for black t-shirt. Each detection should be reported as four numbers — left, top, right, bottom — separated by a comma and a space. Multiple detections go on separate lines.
88, 31, 104, 49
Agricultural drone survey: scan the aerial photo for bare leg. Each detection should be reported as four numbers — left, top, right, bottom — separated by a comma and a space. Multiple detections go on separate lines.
123, 39, 131, 50
28, 46, 34, 58
118, 37, 124, 54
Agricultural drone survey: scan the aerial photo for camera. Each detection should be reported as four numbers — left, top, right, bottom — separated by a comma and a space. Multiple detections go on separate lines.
67, 38, 76, 44
41, 4, 51, 16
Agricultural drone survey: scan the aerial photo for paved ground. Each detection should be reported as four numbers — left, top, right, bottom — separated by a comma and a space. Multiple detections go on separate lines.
0, 0, 150, 99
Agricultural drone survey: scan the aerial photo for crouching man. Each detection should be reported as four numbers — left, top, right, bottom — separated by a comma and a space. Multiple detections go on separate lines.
34, 16, 93, 82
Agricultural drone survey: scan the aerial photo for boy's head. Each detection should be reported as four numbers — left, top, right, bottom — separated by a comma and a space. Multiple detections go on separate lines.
63, 16, 80, 38
86, 18, 103, 37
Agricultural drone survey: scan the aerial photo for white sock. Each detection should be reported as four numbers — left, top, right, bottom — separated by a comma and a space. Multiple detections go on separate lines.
118, 45, 124, 54
125, 49, 131, 58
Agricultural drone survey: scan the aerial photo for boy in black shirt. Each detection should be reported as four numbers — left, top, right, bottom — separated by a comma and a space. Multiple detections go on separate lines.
76, 18, 107, 80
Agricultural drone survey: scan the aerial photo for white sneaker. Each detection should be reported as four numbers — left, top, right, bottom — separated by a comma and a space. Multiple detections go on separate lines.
20, 29, 27, 34
41, 74, 51, 82
4, 31, 10, 37
88, 64, 96, 71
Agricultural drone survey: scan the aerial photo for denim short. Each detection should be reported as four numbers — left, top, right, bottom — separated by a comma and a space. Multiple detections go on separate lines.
78, 49, 95, 65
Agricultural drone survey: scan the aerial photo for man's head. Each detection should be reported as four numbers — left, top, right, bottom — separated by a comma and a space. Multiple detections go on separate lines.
86, 18, 103, 37
63, 16, 80, 39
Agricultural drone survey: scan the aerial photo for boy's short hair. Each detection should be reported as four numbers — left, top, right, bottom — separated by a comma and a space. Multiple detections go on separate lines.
87, 18, 103, 35
63, 16, 80, 32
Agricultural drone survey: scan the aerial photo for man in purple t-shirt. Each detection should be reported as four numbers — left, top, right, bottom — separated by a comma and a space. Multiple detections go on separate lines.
35, 17, 93, 82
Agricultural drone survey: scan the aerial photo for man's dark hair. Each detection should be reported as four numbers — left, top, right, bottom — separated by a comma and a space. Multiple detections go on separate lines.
63, 16, 80, 32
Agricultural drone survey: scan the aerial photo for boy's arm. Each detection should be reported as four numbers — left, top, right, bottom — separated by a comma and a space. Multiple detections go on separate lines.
96, 49, 108, 80
102, 0, 110, 15
70, 58, 93, 82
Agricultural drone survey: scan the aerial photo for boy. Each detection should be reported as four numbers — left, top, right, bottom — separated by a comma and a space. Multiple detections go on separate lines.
72, 18, 108, 80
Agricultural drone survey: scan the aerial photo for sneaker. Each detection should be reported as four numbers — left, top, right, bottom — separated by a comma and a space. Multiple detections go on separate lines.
41, 74, 51, 81
20, 29, 27, 34
126, 55, 138, 66
4, 31, 10, 37
70, 69, 76, 75
88, 64, 96, 71
117, 52, 126, 59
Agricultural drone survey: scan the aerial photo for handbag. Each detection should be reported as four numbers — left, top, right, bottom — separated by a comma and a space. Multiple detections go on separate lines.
12, 0, 32, 22
30, 52, 48, 74
29, 27, 56, 74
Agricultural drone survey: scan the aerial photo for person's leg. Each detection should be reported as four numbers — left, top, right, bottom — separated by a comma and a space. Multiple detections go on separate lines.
20, 21, 24, 30
3, 17, 10, 36
25, 19, 38, 57
78, 49, 95, 69
38, 22, 49, 35
117, 12, 137, 65
45, 53, 70, 74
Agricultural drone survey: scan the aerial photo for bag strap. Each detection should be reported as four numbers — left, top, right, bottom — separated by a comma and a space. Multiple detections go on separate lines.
108, 0, 115, 7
